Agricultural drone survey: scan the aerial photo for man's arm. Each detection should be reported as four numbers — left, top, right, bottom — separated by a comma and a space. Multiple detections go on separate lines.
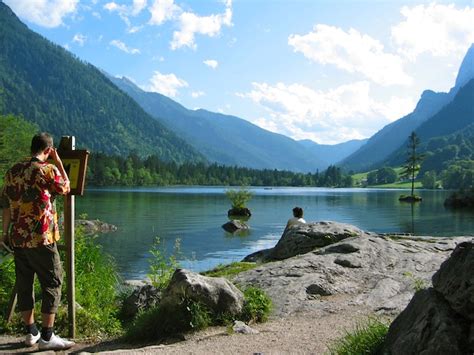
49, 148, 70, 194
2, 207, 11, 243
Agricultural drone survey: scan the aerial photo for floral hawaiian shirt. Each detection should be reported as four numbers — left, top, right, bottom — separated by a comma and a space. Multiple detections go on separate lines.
0, 158, 69, 248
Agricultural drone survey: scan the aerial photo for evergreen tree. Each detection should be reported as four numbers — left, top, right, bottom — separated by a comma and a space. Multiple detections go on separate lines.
401, 132, 424, 198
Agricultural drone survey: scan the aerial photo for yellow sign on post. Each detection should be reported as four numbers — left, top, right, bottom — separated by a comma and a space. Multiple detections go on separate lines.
57, 150, 89, 195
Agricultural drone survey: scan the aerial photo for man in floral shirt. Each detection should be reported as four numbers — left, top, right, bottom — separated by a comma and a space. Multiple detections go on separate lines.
1, 133, 74, 350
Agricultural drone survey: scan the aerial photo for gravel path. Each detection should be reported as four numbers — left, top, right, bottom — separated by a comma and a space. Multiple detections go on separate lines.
0, 300, 379, 354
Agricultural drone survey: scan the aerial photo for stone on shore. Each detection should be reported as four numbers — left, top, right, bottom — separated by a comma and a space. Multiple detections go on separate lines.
244, 221, 373, 262
76, 219, 117, 235
161, 269, 244, 316
235, 222, 473, 317
121, 284, 162, 320
222, 220, 250, 233
381, 242, 474, 354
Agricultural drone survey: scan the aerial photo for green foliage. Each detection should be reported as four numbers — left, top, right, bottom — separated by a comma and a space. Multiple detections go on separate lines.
0, 3, 202, 163
0, 227, 123, 338
328, 317, 389, 355
401, 132, 424, 197
442, 160, 474, 190
421, 171, 438, 189
225, 187, 253, 209
0, 114, 38, 180
201, 262, 258, 278
240, 287, 272, 323
147, 237, 181, 289
87, 153, 354, 187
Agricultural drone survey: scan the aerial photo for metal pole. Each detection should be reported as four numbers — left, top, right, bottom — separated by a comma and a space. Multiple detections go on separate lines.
63, 136, 76, 338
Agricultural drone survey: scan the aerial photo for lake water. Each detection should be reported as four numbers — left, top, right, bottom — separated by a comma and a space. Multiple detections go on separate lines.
76, 187, 473, 280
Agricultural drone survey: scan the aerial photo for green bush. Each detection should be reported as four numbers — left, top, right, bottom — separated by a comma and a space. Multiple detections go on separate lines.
147, 237, 182, 289
328, 317, 389, 355
225, 187, 253, 209
240, 287, 272, 323
0, 227, 123, 338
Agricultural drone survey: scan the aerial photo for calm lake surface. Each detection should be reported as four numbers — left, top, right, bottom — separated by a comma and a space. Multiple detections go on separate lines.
76, 187, 473, 280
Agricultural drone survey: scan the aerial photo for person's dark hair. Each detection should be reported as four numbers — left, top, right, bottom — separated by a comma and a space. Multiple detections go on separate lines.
31, 132, 53, 155
292, 207, 303, 218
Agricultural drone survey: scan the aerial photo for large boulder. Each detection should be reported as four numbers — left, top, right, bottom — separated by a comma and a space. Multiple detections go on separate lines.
381, 242, 474, 354
268, 221, 372, 260
161, 269, 244, 316
432, 242, 474, 320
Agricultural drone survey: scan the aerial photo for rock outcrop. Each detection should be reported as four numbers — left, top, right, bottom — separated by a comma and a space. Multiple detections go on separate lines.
381, 242, 473, 354
244, 221, 372, 262
235, 223, 473, 317
222, 220, 250, 233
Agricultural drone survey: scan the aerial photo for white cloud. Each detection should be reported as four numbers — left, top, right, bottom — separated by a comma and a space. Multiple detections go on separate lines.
145, 71, 188, 97
72, 33, 87, 46
92, 11, 101, 19
288, 24, 412, 86
148, 0, 181, 25
392, 3, 474, 61
104, 1, 147, 29
203, 59, 219, 69
191, 91, 205, 98
110, 40, 141, 54
4, 0, 78, 28
237, 81, 415, 144
171, 4, 233, 50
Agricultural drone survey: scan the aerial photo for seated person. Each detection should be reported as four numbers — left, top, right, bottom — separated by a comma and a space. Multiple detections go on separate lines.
285, 207, 306, 232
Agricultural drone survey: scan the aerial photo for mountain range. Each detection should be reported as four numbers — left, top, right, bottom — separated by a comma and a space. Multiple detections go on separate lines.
341, 43, 474, 172
0, 1, 472, 175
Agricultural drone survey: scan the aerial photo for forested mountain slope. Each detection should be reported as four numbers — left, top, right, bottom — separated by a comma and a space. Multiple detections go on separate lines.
0, 2, 203, 163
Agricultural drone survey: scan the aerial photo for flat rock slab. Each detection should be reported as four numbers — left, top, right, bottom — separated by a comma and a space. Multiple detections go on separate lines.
235, 228, 473, 317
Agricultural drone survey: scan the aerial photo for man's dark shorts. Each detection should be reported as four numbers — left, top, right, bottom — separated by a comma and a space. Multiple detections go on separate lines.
14, 243, 63, 314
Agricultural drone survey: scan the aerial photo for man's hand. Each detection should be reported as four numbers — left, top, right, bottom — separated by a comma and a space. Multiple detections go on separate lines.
49, 147, 61, 164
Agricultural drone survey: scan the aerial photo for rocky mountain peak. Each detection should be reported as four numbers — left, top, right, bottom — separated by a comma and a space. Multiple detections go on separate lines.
455, 43, 474, 89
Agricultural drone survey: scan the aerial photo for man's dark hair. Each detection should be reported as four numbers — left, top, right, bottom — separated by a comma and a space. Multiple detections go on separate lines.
31, 132, 53, 155
292, 207, 303, 218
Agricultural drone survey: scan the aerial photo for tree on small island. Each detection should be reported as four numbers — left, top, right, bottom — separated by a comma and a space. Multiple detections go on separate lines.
399, 132, 424, 202
226, 187, 253, 217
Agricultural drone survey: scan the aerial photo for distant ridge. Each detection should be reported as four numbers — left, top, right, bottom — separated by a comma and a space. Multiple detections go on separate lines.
109, 75, 335, 172
0, 2, 203, 163
341, 44, 474, 172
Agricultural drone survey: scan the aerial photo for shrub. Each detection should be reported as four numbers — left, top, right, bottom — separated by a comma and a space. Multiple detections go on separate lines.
225, 187, 253, 209
240, 286, 272, 323
328, 317, 389, 355
147, 237, 182, 289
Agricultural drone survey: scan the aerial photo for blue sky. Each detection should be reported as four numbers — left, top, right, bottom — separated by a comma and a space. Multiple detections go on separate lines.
4, 0, 474, 144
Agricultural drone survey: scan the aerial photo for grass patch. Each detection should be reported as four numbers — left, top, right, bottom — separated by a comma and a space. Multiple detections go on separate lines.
328, 317, 389, 355
201, 262, 258, 278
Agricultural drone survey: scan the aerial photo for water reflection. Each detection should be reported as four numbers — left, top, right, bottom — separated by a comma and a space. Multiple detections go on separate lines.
77, 187, 474, 279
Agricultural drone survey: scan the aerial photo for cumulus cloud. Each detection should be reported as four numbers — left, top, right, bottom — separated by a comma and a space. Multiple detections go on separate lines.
203, 59, 219, 69
237, 81, 415, 144
145, 71, 189, 97
110, 40, 141, 54
72, 33, 87, 46
4, 0, 78, 28
191, 91, 205, 98
288, 24, 412, 86
148, 0, 181, 25
392, 3, 474, 60
147, 0, 233, 50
